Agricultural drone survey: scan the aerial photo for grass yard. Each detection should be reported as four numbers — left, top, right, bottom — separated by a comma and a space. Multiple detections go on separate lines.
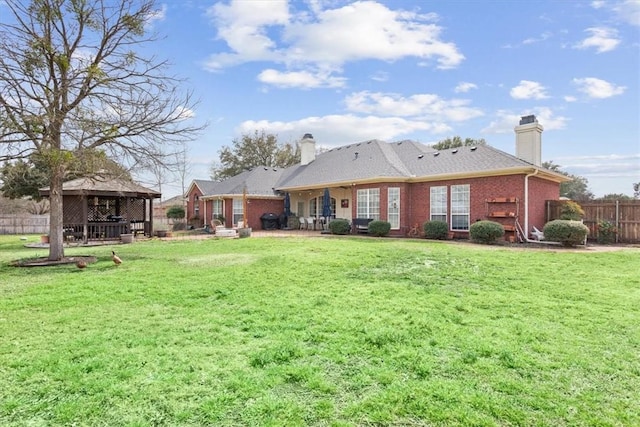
0, 235, 639, 426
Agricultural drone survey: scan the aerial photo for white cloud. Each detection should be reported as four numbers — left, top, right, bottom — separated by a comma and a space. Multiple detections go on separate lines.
258, 69, 346, 89
553, 154, 640, 179
510, 80, 549, 100
564, 95, 578, 102
482, 108, 568, 134
454, 82, 477, 93
344, 91, 484, 122
522, 31, 552, 45
613, 0, 640, 26
204, 1, 464, 79
572, 77, 626, 98
370, 71, 390, 82
204, 0, 290, 68
574, 27, 620, 53
236, 114, 447, 146
594, 0, 640, 26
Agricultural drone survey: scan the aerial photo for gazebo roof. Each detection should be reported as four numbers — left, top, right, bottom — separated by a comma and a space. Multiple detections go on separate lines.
40, 175, 161, 198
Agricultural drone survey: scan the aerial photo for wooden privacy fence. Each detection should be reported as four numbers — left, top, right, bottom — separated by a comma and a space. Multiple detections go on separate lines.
546, 200, 640, 244
0, 214, 49, 235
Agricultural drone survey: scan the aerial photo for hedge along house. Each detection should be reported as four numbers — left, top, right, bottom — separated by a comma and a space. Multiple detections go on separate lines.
40, 175, 161, 243
187, 116, 569, 240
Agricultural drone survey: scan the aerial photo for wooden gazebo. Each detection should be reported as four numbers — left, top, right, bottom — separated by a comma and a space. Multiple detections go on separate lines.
40, 175, 161, 243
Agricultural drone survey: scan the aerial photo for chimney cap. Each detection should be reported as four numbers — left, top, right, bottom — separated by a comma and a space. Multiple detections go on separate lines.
519, 115, 537, 125
302, 133, 314, 139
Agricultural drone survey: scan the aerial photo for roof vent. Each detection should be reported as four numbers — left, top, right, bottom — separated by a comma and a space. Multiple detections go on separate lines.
452, 149, 458, 154
354, 152, 359, 159
433, 152, 440, 157
470, 146, 477, 151
418, 154, 424, 159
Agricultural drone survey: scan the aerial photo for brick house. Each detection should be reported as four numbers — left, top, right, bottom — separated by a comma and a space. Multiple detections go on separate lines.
186, 115, 568, 240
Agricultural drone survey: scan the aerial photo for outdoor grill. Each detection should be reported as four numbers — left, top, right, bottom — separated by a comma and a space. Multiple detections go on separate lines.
260, 212, 280, 230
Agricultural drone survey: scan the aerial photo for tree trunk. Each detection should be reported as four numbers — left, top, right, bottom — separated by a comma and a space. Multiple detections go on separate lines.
48, 168, 65, 261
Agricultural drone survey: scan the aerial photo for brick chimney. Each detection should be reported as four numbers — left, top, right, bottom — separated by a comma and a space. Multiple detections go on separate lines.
300, 133, 316, 166
514, 115, 543, 166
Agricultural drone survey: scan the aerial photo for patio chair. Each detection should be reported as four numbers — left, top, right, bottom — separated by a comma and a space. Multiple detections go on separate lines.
299, 217, 307, 230
306, 217, 315, 230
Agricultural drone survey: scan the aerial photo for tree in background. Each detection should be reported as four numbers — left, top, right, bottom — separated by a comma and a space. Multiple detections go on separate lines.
210, 130, 300, 180
595, 193, 634, 201
0, 0, 203, 260
430, 136, 487, 150
542, 161, 594, 201
1, 151, 130, 200
634, 182, 640, 199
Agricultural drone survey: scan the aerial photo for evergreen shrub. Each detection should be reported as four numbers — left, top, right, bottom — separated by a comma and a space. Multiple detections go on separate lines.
368, 220, 391, 237
328, 218, 351, 235
543, 220, 588, 247
470, 220, 504, 244
423, 220, 448, 239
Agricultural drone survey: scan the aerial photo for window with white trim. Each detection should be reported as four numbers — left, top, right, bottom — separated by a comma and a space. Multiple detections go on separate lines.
357, 188, 380, 219
387, 187, 400, 229
212, 199, 223, 220
232, 199, 243, 226
193, 195, 200, 218
430, 186, 447, 223
451, 184, 470, 230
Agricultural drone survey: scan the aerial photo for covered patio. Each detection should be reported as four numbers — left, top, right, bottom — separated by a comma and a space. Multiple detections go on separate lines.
40, 175, 161, 243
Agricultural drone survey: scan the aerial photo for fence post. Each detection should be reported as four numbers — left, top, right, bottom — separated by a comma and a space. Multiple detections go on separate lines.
615, 199, 619, 244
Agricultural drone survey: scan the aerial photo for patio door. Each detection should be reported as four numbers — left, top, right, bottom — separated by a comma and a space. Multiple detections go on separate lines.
388, 187, 400, 229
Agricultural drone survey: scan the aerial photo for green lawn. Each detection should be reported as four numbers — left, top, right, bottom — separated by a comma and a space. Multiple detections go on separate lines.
1, 235, 639, 426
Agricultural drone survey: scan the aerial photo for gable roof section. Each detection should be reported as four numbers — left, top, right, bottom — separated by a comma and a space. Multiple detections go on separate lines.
192, 167, 287, 199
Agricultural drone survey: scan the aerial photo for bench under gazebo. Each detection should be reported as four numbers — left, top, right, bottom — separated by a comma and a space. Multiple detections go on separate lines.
40, 175, 161, 243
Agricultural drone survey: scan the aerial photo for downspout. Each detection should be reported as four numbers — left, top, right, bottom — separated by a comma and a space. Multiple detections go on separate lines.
524, 169, 539, 242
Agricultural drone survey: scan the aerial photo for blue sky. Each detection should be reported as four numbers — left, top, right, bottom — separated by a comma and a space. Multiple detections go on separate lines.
6, 0, 640, 198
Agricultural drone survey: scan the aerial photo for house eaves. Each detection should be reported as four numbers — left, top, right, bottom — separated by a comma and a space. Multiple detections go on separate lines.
406, 166, 571, 183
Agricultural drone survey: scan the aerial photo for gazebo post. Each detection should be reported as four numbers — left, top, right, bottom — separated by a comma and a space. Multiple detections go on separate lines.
82, 195, 88, 244
125, 197, 131, 234
149, 197, 154, 237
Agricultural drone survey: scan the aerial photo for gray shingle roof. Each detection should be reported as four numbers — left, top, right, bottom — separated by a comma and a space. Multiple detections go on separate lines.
194, 167, 287, 197
276, 140, 542, 190
40, 175, 161, 197
191, 139, 564, 196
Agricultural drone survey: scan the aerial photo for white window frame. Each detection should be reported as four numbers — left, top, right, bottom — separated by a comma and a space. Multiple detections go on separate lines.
212, 199, 223, 220
430, 186, 447, 223
356, 188, 380, 219
232, 198, 243, 226
387, 187, 400, 229
451, 184, 470, 231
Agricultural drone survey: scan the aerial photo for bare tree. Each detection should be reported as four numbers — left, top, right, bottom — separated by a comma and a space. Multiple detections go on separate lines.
0, 0, 205, 260
174, 141, 191, 208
